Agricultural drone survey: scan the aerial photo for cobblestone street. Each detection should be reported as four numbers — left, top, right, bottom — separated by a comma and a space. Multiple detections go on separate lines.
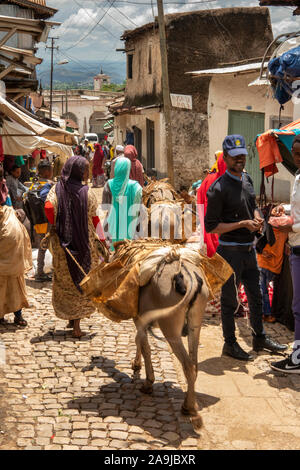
0, 280, 300, 451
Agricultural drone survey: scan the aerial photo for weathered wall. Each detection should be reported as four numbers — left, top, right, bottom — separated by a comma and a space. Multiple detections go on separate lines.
123, 7, 274, 113
167, 7, 274, 114
171, 109, 209, 188
208, 72, 294, 201
114, 108, 166, 174
124, 30, 162, 108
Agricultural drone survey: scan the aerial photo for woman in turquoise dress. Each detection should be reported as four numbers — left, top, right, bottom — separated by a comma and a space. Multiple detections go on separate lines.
102, 157, 143, 248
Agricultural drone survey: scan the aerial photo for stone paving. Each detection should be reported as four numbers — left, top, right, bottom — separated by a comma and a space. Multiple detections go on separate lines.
0, 279, 300, 451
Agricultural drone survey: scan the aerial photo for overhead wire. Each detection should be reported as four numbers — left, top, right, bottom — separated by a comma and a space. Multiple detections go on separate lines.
72, 0, 120, 40
62, 0, 118, 52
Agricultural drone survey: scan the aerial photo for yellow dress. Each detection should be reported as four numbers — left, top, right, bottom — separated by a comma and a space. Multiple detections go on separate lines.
47, 185, 101, 320
0, 206, 32, 316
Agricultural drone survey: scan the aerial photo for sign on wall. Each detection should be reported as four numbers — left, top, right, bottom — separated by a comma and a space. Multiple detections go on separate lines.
170, 93, 193, 110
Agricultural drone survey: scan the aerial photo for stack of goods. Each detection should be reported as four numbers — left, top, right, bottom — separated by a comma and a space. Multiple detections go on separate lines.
80, 238, 233, 323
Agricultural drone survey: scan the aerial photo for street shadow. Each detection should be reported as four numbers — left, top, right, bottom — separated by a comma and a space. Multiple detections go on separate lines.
30, 330, 97, 343
0, 322, 25, 333
25, 278, 52, 289
198, 356, 249, 376
66, 356, 219, 447
252, 369, 300, 393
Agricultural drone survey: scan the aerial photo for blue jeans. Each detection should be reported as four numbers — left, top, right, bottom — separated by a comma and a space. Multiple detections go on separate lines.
259, 268, 275, 316
217, 246, 266, 345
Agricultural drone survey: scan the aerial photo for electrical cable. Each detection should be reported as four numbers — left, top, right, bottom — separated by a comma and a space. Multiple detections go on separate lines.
62, 0, 118, 52
72, 0, 120, 40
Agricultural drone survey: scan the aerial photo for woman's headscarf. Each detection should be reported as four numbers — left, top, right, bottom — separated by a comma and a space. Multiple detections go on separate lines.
55, 156, 90, 290
107, 157, 142, 246
124, 145, 144, 187
109, 156, 131, 201
92, 143, 105, 178
197, 153, 227, 257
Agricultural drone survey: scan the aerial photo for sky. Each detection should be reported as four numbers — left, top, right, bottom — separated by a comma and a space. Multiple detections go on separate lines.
38, 0, 300, 75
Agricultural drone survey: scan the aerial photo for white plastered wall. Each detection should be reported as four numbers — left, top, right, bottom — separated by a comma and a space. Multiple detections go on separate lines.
208, 73, 295, 202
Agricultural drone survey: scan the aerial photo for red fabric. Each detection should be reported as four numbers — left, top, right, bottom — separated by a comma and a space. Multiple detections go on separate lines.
0, 137, 4, 163
124, 145, 144, 187
40, 150, 47, 160
32, 149, 40, 160
44, 201, 55, 225
92, 215, 106, 241
92, 143, 105, 178
197, 154, 227, 257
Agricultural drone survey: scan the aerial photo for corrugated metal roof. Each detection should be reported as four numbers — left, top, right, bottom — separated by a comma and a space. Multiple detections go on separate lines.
186, 62, 266, 77
260, 1, 300, 5
6, 0, 57, 18
259, 0, 300, 14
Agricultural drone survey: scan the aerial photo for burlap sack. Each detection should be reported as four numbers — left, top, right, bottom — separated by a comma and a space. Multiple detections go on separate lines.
80, 239, 233, 323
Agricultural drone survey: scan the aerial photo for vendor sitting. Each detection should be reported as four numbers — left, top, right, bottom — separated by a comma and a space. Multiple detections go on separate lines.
6, 164, 28, 209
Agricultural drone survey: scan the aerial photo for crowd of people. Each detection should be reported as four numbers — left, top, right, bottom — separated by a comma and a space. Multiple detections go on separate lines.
0, 141, 144, 338
0, 132, 300, 374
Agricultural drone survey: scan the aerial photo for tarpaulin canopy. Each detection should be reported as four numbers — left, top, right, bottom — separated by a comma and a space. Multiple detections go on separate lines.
2, 119, 73, 158
256, 118, 300, 177
268, 46, 300, 105
0, 95, 76, 146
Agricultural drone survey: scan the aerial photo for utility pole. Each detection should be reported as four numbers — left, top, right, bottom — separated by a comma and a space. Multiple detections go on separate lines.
65, 88, 68, 114
46, 37, 59, 120
156, 0, 174, 186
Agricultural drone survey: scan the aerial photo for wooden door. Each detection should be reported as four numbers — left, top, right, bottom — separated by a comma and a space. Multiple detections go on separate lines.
228, 110, 265, 194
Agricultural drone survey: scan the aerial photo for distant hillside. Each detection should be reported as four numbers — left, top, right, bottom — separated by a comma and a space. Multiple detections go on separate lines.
37, 59, 126, 88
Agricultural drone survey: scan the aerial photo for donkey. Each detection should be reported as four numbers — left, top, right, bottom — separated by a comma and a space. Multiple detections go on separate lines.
132, 255, 209, 429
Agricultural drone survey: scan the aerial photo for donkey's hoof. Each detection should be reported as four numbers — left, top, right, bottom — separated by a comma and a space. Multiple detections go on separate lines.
191, 413, 203, 430
181, 406, 203, 428
140, 381, 153, 394
131, 359, 141, 372
181, 405, 191, 416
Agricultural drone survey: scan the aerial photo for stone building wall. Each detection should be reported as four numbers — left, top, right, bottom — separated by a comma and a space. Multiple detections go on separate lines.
171, 109, 209, 188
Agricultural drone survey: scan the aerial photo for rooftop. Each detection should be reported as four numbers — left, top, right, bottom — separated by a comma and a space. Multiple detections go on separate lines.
259, 0, 300, 14
122, 6, 270, 40
5, 0, 57, 19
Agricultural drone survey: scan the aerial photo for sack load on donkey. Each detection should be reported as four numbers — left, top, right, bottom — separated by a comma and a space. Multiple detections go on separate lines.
79, 238, 233, 428
79, 238, 233, 324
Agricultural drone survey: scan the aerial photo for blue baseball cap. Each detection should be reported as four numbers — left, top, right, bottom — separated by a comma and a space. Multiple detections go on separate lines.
223, 135, 248, 157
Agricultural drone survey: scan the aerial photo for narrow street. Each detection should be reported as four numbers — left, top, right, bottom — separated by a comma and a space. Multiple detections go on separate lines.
0, 280, 299, 451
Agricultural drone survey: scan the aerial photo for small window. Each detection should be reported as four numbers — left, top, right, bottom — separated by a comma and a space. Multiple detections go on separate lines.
148, 47, 152, 75
128, 54, 133, 80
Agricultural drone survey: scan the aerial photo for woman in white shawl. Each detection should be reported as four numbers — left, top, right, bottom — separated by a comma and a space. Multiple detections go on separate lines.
0, 204, 32, 326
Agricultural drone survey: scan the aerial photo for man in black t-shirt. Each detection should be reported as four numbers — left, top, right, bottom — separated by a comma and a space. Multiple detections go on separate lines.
205, 135, 287, 361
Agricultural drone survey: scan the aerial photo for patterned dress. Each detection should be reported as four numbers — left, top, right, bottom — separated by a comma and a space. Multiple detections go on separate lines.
47, 185, 100, 320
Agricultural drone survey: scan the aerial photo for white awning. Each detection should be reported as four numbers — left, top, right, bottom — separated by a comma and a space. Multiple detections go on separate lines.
0, 95, 76, 146
2, 119, 73, 158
